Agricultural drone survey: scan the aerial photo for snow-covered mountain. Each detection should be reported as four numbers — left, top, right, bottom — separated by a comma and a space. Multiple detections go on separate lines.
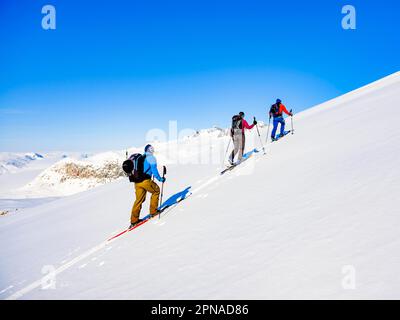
0, 152, 99, 200
1, 72, 400, 299
0, 152, 44, 174
20, 152, 126, 197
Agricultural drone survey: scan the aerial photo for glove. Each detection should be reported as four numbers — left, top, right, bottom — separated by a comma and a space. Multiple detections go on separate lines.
160, 177, 166, 183
253, 119, 257, 125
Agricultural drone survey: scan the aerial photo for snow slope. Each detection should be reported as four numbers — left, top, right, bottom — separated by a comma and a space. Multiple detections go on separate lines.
1, 72, 400, 299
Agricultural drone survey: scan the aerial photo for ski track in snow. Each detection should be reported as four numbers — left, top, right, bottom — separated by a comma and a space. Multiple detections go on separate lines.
0, 285, 14, 295
6, 241, 110, 300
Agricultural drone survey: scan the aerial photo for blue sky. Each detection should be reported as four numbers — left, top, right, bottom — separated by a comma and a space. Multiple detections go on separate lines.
0, 0, 399, 152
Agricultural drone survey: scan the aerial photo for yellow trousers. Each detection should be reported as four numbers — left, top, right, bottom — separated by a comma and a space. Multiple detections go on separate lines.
131, 179, 160, 223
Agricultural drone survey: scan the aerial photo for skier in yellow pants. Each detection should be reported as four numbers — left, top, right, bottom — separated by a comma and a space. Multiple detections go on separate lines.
130, 144, 165, 228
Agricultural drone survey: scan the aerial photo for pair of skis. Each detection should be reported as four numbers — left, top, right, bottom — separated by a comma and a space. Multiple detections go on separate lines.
107, 193, 190, 241
271, 130, 291, 142
107, 211, 162, 241
221, 148, 260, 175
221, 129, 292, 175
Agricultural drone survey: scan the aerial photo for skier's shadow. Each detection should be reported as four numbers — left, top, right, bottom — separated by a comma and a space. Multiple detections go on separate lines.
233, 148, 258, 165
243, 148, 258, 160
158, 186, 192, 211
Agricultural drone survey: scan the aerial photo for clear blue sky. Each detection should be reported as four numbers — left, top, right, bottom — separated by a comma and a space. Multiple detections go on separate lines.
1, 0, 399, 152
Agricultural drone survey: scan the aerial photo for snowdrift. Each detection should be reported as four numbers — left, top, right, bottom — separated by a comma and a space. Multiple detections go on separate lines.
1, 72, 400, 299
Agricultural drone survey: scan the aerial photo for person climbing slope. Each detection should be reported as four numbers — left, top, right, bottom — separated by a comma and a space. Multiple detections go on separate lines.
129, 144, 165, 228
229, 111, 257, 165
269, 99, 293, 141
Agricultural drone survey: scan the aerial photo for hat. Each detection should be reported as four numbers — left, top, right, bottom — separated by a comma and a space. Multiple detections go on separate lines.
144, 144, 154, 153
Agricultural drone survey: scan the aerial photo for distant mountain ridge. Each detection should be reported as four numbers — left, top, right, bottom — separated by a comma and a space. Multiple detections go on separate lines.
0, 152, 44, 174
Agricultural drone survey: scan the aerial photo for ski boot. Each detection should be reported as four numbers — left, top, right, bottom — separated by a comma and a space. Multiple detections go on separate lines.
129, 219, 143, 229
149, 211, 160, 218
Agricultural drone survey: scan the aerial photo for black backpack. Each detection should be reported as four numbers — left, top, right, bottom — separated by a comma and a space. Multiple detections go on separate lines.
270, 103, 280, 117
231, 115, 243, 136
122, 153, 151, 183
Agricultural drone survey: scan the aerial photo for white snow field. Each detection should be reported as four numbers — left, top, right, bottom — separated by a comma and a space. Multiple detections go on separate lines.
1, 72, 400, 299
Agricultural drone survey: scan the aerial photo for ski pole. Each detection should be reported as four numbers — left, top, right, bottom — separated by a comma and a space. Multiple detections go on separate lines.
265, 116, 271, 144
254, 117, 265, 154
222, 136, 232, 168
159, 166, 167, 219
290, 109, 294, 134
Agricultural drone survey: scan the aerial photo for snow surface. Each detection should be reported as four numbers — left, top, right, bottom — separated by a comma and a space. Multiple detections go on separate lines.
1, 72, 400, 299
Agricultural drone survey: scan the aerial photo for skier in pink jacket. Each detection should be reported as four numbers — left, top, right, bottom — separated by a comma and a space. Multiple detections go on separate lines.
229, 111, 257, 164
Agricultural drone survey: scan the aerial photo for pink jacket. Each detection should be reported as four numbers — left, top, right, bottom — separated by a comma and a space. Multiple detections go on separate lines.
241, 119, 255, 133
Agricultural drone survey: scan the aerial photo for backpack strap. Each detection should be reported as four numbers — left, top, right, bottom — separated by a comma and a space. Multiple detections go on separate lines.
142, 154, 152, 177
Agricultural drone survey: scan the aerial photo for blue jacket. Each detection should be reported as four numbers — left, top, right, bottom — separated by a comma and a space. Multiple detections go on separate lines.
143, 152, 163, 182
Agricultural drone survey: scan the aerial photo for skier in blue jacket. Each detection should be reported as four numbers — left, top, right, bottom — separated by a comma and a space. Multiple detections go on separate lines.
130, 144, 165, 228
